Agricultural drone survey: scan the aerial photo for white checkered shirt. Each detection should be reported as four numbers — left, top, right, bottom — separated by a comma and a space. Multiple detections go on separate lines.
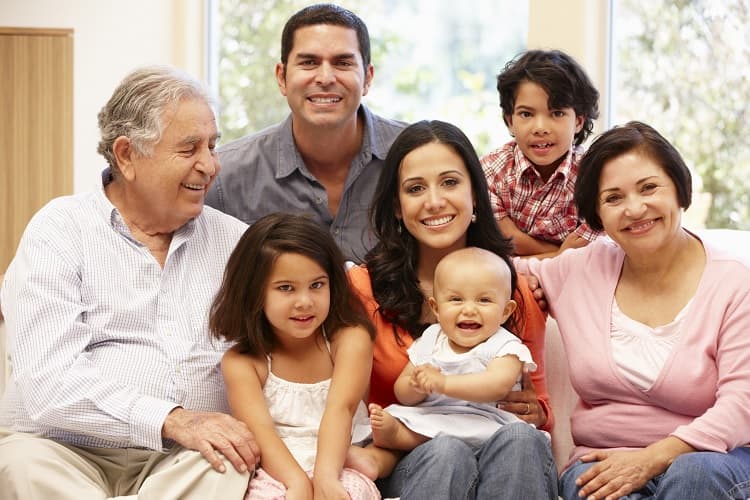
0, 185, 247, 451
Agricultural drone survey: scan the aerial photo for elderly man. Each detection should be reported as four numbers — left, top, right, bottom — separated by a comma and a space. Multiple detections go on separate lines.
206, 3, 406, 263
0, 66, 257, 499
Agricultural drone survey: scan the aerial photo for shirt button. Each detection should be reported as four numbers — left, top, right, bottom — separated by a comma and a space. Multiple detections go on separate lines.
316, 197, 323, 204
334, 228, 341, 235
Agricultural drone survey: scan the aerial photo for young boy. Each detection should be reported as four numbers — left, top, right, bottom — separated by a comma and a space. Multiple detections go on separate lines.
481, 49, 600, 258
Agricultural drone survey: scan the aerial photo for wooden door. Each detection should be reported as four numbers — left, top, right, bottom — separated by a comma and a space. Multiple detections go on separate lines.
0, 27, 73, 273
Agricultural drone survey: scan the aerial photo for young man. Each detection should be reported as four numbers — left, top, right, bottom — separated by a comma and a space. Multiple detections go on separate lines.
206, 4, 406, 263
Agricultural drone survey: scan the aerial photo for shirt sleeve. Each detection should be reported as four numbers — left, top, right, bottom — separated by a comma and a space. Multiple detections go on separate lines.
670, 277, 750, 451
572, 222, 602, 242
480, 150, 511, 221
4, 208, 178, 451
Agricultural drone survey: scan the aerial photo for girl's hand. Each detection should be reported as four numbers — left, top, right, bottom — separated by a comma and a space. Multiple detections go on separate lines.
497, 371, 547, 428
575, 449, 663, 500
411, 364, 445, 394
312, 476, 349, 500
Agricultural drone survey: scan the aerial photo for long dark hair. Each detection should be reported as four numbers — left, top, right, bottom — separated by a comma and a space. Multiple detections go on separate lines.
210, 213, 375, 357
365, 120, 521, 340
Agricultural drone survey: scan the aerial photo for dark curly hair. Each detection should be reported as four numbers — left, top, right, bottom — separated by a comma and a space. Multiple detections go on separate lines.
365, 120, 524, 341
497, 49, 599, 146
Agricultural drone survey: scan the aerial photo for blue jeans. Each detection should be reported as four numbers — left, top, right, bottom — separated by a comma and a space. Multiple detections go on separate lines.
560, 447, 750, 500
376, 422, 557, 500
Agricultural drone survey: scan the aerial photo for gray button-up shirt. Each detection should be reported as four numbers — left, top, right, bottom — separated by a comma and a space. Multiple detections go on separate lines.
207, 105, 406, 263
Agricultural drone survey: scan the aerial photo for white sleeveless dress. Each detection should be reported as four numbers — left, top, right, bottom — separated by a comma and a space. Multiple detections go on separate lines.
262, 345, 371, 470
385, 324, 537, 448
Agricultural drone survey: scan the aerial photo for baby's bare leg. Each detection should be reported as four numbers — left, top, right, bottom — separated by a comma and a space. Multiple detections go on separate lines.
368, 403, 429, 451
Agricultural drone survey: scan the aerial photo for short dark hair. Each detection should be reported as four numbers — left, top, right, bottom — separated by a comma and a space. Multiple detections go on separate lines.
575, 121, 693, 232
210, 213, 375, 357
280, 3, 371, 68
497, 49, 599, 146
366, 120, 522, 339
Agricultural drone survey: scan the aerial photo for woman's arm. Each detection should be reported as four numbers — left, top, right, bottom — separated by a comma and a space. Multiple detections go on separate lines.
314, 326, 373, 498
496, 273, 553, 430
222, 349, 311, 497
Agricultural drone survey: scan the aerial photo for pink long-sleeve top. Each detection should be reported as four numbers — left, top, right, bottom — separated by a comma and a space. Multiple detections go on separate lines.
516, 235, 750, 470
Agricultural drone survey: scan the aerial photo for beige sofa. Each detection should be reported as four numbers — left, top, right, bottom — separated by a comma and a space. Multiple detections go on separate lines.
0, 229, 747, 475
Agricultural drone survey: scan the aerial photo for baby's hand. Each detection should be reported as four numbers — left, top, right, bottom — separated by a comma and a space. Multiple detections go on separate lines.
411, 364, 445, 394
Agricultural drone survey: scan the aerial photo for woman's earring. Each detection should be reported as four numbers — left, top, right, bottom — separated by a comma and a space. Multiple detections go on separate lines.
471, 211, 477, 223
397, 220, 402, 234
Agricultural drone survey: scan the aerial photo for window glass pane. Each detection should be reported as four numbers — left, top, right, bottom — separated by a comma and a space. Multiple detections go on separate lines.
213, 0, 527, 155
610, 0, 750, 229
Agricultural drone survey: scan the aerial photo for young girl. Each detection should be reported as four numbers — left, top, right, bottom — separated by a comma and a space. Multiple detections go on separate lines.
368, 247, 538, 452
210, 213, 380, 500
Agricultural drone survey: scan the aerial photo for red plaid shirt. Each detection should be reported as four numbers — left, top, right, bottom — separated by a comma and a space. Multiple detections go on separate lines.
480, 141, 600, 245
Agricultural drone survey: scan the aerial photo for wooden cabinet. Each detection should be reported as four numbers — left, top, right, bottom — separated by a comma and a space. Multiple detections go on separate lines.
0, 27, 73, 272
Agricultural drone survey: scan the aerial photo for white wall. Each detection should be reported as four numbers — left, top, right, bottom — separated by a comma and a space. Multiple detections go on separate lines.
1, 0, 605, 193
527, 0, 610, 134
1, 0, 207, 193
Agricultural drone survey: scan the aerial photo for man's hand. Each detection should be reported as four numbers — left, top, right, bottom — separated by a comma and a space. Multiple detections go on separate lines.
162, 407, 260, 473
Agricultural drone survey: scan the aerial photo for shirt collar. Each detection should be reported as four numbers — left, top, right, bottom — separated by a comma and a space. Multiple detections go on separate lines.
514, 143, 582, 182
96, 167, 196, 243
275, 105, 379, 179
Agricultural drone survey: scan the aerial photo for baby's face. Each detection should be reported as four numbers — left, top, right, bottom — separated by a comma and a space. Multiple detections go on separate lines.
430, 260, 515, 354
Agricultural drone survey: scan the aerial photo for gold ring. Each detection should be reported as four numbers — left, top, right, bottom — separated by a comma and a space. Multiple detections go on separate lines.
524, 403, 531, 415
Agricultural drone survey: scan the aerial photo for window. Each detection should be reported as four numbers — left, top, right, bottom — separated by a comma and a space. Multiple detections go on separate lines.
210, 0, 527, 155
610, 0, 750, 229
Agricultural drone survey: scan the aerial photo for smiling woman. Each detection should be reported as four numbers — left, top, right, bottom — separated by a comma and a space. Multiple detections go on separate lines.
349, 120, 557, 500
516, 121, 750, 500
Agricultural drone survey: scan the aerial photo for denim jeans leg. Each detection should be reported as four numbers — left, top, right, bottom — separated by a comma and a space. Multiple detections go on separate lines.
475, 422, 558, 500
376, 434, 478, 500
560, 460, 595, 500
654, 448, 750, 500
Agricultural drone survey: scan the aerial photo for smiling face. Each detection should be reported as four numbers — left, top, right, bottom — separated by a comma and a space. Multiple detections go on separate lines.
396, 142, 475, 255
507, 81, 584, 178
126, 98, 220, 230
263, 252, 331, 343
276, 24, 373, 133
597, 150, 683, 255
429, 248, 517, 354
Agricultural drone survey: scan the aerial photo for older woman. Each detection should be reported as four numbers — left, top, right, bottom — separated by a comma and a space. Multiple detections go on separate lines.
518, 121, 750, 500
349, 120, 557, 499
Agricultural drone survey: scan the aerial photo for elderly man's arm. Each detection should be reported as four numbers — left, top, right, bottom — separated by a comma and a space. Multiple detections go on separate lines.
4, 221, 175, 450
3, 205, 259, 472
